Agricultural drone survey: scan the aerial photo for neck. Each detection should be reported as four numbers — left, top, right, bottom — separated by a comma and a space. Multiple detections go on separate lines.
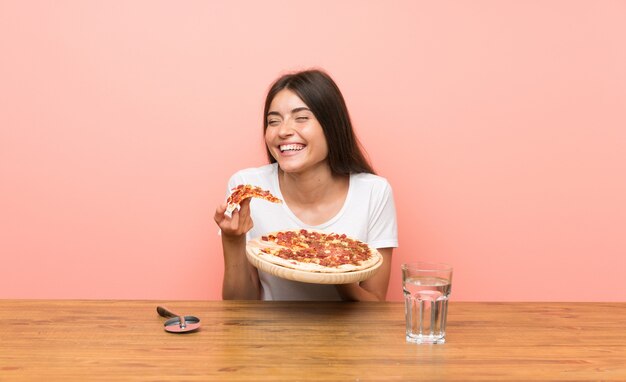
278, 165, 346, 205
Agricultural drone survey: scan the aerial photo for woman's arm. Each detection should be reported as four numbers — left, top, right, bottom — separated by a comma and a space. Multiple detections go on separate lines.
335, 248, 393, 301
214, 198, 261, 300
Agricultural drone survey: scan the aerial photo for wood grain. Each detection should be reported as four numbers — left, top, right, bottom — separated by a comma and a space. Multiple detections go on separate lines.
1, 300, 625, 381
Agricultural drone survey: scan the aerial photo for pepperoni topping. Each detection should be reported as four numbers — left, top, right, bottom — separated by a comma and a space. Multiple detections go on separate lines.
260, 229, 372, 268
227, 185, 282, 205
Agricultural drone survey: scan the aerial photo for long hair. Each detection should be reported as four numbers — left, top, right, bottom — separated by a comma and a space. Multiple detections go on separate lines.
263, 69, 375, 175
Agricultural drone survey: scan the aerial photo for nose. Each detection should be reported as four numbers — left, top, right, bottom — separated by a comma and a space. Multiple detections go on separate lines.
277, 118, 295, 137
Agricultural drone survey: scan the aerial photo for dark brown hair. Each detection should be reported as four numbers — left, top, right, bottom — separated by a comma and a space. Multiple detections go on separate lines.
263, 69, 375, 175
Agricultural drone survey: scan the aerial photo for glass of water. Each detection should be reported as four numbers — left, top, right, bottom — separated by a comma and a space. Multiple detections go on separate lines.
402, 262, 453, 344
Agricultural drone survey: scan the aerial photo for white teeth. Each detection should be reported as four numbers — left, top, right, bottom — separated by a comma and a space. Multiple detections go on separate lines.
280, 144, 305, 152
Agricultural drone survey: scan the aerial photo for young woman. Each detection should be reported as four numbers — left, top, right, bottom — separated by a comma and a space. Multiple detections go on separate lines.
214, 69, 397, 301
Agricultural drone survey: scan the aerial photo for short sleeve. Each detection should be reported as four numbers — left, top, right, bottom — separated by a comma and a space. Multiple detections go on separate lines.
367, 180, 398, 249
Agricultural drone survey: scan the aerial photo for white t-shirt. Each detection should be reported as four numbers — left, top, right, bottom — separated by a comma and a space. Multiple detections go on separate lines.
225, 163, 398, 301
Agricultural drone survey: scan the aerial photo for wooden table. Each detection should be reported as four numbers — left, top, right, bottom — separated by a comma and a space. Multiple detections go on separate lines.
1, 300, 625, 381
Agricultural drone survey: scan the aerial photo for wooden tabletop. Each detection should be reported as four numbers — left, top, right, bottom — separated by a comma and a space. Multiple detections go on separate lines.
0, 300, 625, 381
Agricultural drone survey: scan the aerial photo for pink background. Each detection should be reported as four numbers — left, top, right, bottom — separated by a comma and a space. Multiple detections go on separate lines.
1, 1, 625, 301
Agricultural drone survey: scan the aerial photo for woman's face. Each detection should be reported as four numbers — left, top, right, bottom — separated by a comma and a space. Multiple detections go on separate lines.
265, 89, 329, 174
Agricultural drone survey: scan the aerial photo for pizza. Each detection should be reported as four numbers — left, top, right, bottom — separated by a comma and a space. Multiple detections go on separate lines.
247, 229, 382, 273
225, 184, 282, 217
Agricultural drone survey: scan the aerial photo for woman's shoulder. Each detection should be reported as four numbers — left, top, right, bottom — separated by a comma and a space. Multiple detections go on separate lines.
228, 163, 277, 187
350, 172, 392, 190
348, 172, 394, 204
231, 163, 277, 177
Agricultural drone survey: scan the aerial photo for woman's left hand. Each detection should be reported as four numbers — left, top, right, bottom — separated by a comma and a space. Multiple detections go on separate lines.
335, 248, 393, 301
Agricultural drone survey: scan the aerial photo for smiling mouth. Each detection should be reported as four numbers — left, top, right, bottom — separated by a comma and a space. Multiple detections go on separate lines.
279, 144, 305, 153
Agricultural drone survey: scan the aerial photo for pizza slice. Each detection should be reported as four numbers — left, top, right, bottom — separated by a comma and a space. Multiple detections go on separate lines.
224, 184, 282, 217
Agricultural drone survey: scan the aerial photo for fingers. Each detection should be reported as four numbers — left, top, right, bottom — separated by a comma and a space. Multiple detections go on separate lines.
214, 202, 228, 225
214, 199, 253, 237
238, 198, 251, 217
215, 202, 227, 214
232, 199, 252, 233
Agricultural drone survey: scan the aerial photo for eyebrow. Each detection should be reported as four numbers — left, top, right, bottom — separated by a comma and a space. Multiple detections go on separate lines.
267, 107, 311, 117
291, 107, 311, 114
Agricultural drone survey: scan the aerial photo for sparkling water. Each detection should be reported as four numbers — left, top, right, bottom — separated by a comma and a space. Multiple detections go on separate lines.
403, 276, 451, 344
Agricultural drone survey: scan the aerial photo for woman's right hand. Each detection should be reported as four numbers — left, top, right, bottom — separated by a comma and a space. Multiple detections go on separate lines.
214, 198, 253, 239
215, 197, 260, 299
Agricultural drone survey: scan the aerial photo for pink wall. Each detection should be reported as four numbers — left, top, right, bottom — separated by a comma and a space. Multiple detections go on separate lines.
1, 1, 625, 301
